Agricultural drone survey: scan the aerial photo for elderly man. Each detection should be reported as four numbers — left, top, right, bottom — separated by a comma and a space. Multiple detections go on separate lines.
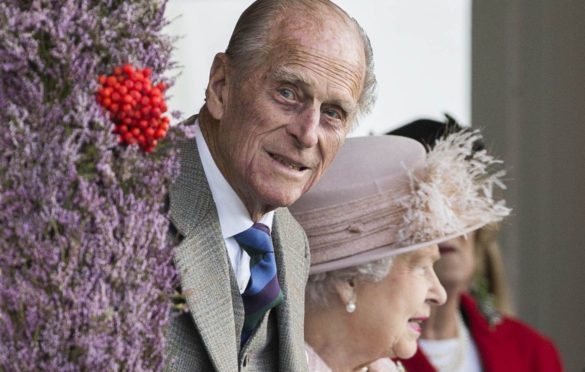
166, 0, 375, 370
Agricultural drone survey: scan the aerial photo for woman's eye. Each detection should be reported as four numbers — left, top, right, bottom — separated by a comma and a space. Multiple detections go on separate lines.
279, 88, 295, 100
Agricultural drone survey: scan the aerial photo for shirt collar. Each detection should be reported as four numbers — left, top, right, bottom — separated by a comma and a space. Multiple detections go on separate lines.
194, 120, 274, 238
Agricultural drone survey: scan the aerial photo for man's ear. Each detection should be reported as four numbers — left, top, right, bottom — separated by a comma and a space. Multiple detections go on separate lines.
333, 279, 356, 305
205, 53, 230, 121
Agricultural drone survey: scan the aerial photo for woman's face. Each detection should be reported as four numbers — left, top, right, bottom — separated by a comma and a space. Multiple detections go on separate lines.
348, 245, 447, 360
434, 232, 477, 289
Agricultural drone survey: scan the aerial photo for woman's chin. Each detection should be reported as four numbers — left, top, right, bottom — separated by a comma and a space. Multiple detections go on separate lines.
393, 342, 418, 360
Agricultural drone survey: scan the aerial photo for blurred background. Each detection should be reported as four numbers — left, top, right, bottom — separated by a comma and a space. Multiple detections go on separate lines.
164, 1, 585, 370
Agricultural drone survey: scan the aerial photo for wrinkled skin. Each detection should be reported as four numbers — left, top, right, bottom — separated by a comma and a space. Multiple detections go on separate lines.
346, 245, 447, 361
202, 10, 366, 221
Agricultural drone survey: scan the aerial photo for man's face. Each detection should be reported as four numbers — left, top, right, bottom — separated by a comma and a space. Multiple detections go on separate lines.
206, 16, 366, 217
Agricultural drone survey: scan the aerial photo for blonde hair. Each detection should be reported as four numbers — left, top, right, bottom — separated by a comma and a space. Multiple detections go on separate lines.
473, 222, 514, 315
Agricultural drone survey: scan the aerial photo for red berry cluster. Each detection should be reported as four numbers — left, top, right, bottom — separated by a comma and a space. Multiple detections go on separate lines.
96, 64, 170, 153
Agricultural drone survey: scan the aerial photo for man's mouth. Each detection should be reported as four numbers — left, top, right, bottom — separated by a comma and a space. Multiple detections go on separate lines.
268, 152, 309, 171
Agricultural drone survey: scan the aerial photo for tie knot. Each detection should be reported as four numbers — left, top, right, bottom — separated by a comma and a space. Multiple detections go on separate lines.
234, 223, 273, 256
251, 222, 270, 235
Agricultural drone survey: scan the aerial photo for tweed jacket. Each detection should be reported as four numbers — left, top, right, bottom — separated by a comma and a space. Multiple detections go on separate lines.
165, 127, 310, 371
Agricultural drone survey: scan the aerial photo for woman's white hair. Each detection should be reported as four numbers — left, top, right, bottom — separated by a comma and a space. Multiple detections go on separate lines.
306, 256, 394, 308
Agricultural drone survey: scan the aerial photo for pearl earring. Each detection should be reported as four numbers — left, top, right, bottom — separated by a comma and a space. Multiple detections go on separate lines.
346, 301, 356, 313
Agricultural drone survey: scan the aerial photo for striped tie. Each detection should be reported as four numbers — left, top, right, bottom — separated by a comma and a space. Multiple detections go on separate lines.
234, 222, 284, 344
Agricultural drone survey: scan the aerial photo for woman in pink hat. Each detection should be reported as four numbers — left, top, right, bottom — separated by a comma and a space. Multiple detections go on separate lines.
290, 130, 509, 372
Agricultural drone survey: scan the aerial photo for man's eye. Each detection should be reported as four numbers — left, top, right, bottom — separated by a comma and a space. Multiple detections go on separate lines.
278, 88, 295, 100
323, 108, 342, 120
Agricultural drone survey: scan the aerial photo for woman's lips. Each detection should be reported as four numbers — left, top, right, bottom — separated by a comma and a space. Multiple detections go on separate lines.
407, 317, 428, 334
408, 322, 421, 333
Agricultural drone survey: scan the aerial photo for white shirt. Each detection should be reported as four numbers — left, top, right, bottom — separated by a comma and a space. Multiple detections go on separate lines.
418, 318, 483, 372
194, 121, 274, 293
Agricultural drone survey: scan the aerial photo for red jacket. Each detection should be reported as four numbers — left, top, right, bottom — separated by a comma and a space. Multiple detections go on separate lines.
399, 293, 563, 372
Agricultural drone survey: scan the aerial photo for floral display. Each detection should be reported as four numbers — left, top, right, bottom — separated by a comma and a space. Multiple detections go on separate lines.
0, 1, 182, 370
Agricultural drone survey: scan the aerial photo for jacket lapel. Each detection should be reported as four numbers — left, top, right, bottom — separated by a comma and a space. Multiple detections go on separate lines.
272, 208, 310, 371
170, 131, 239, 371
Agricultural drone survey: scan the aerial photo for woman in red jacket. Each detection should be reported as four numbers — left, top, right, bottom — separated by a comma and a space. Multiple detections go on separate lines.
389, 117, 563, 372
400, 226, 563, 372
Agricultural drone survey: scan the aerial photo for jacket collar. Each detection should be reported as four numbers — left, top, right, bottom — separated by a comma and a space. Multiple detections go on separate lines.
170, 127, 239, 371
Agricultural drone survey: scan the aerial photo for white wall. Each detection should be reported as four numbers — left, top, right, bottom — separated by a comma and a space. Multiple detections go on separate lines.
164, 0, 471, 135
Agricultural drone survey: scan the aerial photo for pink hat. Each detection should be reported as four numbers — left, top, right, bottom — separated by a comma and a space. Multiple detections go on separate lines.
289, 131, 510, 274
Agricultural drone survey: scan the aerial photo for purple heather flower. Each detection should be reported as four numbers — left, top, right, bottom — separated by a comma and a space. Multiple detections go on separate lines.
1, 0, 181, 370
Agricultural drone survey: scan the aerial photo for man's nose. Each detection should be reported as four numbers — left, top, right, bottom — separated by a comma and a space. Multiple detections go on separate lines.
287, 106, 319, 148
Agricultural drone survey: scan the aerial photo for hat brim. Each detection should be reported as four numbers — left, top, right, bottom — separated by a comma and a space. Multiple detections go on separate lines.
309, 221, 486, 275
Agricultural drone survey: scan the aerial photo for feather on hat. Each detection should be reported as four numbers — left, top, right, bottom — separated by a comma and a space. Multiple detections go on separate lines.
290, 131, 510, 274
